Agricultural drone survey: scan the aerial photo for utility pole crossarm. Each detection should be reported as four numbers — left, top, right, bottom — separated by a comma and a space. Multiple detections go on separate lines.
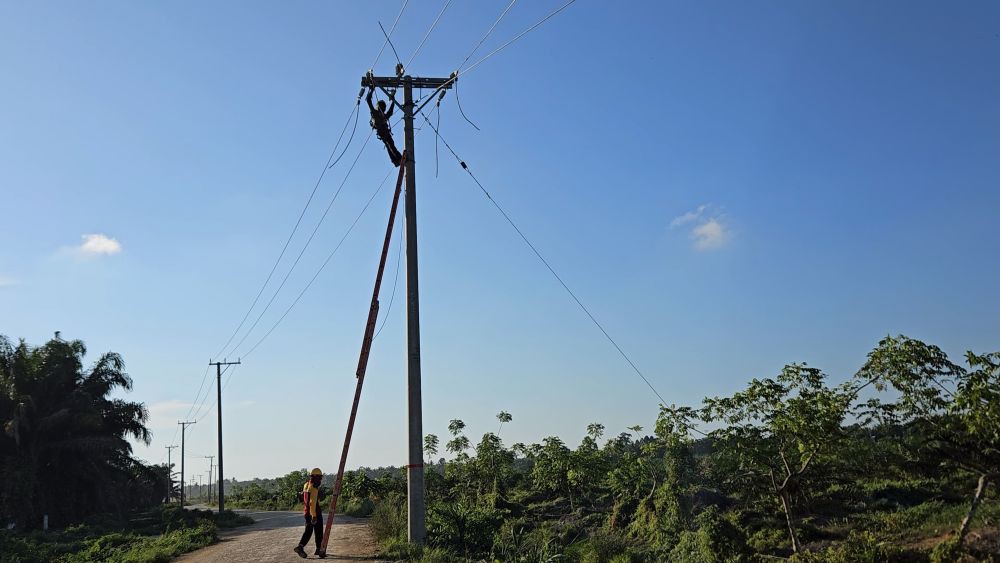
362, 75, 454, 90
353, 69, 455, 547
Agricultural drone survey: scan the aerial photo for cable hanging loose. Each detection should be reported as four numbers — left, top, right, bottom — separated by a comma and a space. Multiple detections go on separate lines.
373, 0, 409, 69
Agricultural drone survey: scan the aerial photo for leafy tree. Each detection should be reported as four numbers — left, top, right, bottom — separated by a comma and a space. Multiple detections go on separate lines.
470, 432, 514, 504
496, 411, 512, 436
857, 336, 1000, 550
424, 434, 439, 460
586, 422, 605, 441
627, 406, 697, 549
0, 335, 154, 528
446, 419, 470, 459
531, 436, 573, 506
702, 365, 852, 553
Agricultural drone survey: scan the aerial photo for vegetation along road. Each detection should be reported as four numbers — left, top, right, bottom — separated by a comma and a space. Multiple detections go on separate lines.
174, 509, 379, 563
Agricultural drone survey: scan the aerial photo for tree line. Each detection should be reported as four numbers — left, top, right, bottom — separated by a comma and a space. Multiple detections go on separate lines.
336, 334, 997, 561
0, 335, 169, 530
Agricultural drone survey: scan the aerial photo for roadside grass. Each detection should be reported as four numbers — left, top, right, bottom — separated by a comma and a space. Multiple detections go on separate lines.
0, 505, 253, 563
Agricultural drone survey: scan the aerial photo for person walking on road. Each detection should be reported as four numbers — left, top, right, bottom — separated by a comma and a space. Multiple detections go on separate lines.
293, 468, 326, 559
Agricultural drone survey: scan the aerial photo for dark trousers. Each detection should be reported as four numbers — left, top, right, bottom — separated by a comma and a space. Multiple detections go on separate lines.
298, 513, 323, 550
378, 130, 402, 167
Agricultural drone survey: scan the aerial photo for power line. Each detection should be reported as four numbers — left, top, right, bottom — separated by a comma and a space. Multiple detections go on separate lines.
182, 364, 213, 424
462, 0, 578, 77
223, 132, 375, 359
410, 0, 578, 119
328, 103, 362, 170
191, 364, 234, 423
237, 167, 397, 361
405, 0, 455, 68
188, 365, 235, 430
378, 22, 403, 68
374, 207, 404, 341
212, 103, 363, 363
419, 110, 669, 407
373, 0, 409, 69
457, 0, 517, 71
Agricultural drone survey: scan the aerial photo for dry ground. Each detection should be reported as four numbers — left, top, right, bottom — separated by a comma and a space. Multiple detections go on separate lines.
174, 510, 381, 563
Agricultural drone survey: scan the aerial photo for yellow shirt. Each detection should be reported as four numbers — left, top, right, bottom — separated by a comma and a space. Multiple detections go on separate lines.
303, 481, 320, 518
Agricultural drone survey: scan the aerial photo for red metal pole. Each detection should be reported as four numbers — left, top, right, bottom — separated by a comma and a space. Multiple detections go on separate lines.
320, 158, 407, 555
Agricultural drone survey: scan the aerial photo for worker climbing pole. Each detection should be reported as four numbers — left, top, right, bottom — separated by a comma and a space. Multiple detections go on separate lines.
317, 156, 406, 558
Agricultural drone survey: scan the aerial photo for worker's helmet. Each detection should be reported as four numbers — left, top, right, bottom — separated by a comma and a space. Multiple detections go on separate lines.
377, 100, 387, 111
310, 468, 322, 476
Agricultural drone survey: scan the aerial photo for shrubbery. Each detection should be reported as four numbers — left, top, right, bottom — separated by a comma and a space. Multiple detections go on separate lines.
0, 506, 252, 563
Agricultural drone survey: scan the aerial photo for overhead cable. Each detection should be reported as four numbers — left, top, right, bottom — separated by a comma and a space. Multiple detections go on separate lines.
223, 132, 375, 359
405, 0, 455, 68
418, 110, 669, 408
461, 0, 577, 76
240, 167, 397, 361
373, 0, 410, 69
457, 0, 517, 71
212, 102, 363, 362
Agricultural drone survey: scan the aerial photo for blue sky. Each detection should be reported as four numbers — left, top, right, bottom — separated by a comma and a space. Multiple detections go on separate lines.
2, 1, 998, 480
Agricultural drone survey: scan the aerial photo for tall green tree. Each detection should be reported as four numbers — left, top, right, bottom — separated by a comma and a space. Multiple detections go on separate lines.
0, 335, 153, 528
702, 365, 852, 553
857, 335, 1000, 550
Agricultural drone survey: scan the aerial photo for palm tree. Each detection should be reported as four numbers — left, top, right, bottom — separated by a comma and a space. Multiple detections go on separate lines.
0, 334, 153, 529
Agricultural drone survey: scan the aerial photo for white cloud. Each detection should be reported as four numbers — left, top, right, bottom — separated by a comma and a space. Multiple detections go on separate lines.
0, 275, 17, 288
78, 233, 122, 257
670, 204, 731, 251
691, 218, 729, 250
669, 204, 707, 228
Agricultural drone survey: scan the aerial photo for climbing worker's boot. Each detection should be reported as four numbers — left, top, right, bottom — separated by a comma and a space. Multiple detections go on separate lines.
293, 545, 307, 558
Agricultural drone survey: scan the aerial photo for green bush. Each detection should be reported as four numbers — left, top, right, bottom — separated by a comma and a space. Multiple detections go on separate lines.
667, 507, 748, 563
571, 528, 642, 563
426, 502, 503, 555
370, 497, 407, 544
790, 530, 904, 563
746, 526, 787, 554
340, 497, 376, 518
0, 506, 249, 563
929, 536, 961, 563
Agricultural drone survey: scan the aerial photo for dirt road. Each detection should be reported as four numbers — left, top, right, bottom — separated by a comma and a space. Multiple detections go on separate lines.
174, 509, 381, 562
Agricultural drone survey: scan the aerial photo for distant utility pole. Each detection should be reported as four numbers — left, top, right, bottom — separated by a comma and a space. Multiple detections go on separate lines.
204, 456, 215, 505
178, 420, 196, 507
209, 359, 240, 513
362, 70, 454, 545
165, 445, 177, 504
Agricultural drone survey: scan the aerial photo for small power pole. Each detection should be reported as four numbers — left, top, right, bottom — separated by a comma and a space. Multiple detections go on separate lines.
204, 456, 215, 505
178, 421, 196, 507
362, 71, 453, 545
209, 359, 240, 513
165, 445, 177, 504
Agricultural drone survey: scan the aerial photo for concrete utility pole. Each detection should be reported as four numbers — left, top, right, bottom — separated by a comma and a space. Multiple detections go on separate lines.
204, 456, 215, 505
165, 445, 177, 504
209, 359, 240, 513
362, 71, 453, 545
178, 421, 196, 506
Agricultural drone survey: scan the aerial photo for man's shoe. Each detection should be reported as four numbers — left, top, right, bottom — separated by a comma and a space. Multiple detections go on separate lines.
293, 545, 307, 559
316, 549, 327, 559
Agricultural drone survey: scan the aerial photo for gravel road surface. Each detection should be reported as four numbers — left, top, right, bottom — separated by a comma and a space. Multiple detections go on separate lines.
174, 509, 381, 562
